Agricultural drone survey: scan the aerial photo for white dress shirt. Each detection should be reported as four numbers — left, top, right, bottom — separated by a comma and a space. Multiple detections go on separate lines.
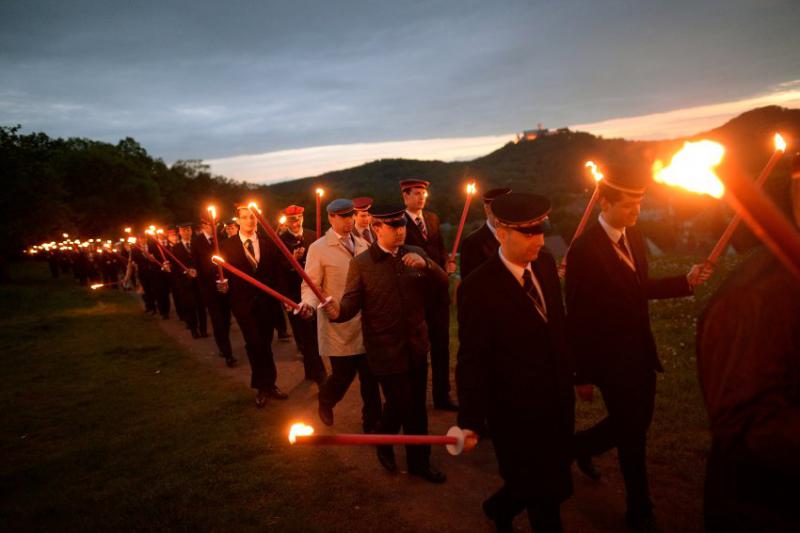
239, 231, 260, 263
498, 247, 547, 318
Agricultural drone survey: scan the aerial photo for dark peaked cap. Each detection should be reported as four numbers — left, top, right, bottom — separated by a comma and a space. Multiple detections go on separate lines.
400, 178, 430, 192
370, 206, 407, 227
492, 192, 551, 235
482, 187, 512, 204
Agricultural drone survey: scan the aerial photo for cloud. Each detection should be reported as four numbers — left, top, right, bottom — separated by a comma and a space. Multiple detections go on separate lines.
208, 81, 800, 184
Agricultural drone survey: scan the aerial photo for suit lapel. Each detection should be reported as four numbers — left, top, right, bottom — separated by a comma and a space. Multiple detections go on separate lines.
488, 254, 546, 326
587, 223, 641, 301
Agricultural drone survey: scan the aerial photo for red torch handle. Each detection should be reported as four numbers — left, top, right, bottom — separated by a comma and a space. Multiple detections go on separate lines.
249, 207, 327, 302
707, 150, 785, 265
721, 166, 800, 280
560, 186, 600, 272
294, 434, 457, 446
156, 241, 190, 272
213, 257, 300, 310
210, 222, 225, 281
448, 194, 473, 264
316, 194, 322, 239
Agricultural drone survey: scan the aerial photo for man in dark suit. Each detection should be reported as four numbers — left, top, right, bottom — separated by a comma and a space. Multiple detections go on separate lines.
457, 192, 574, 532
459, 187, 511, 280
351, 196, 377, 244
219, 205, 289, 407
279, 204, 326, 384
321, 206, 450, 483
565, 171, 710, 532
400, 178, 458, 411
172, 222, 207, 339
193, 217, 236, 367
695, 157, 800, 533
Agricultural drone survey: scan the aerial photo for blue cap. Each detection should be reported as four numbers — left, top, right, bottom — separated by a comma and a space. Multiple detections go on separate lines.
326, 198, 354, 216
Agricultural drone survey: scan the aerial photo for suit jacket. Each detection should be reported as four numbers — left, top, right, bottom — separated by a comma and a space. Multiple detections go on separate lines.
219, 232, 283, 319
697, 250, 800, 527
456, 250, 574, 501
403, 211, 447, 267
565, 222, 692, 385
459, 222, 498, 280
302, 228, 369, 357
279, 228, 317, 302
334, 243, 449, 375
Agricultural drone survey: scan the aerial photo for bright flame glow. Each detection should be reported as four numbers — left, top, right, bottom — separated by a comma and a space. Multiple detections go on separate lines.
466, 182, 476, 195
148, 225, 156, 232
207, 205, 217, 220
211, 255, 225, 264
279, 215, 287, 225
652, 140, 726, 199
288, 423, 315, 444
585, 161, 605, 182
774, 133, 787, 152
315, 188, 324, 197
127, 237, 137, 244
90, 283, 103, 290
145, 229, 154, 236
247, 202, 261, 213
156, 229, 164, 235
62, 233, 68, 238
124, 227, 132, 234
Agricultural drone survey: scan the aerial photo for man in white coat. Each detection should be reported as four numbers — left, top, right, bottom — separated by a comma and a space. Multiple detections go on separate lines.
300, 198, 382, 433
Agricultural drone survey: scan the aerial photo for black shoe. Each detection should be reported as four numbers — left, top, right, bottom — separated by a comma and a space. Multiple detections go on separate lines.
482, 500, 513, 533
433, 398, 459, 411
224, 356, 237, 368
376, 445, 397, 473
191, 330, 200, 339
318, 403, 334, 426
409, 464, 446, 484
576, 454, 601, 480
626, 512, 662, 533
266, 385, 288, 400
255, 391, 268, 408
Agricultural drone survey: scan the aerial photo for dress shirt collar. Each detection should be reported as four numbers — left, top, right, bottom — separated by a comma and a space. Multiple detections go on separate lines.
598, 213, 626, 244
498, 247, 531, 284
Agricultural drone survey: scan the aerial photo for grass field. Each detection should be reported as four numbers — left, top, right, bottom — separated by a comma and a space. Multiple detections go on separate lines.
1, 254, 742, 530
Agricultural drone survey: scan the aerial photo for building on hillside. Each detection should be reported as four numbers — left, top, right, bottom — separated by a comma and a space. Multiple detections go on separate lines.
516, 123, 557, 142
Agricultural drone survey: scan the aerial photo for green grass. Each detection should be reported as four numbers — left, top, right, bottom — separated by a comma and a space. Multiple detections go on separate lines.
0, 261, 386, 532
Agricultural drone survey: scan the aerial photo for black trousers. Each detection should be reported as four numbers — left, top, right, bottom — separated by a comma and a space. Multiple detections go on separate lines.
574, 369, 657, 518
184, 283, 207, 334
234, 299, 277, 390
375, 351, 429, 470
319, 354, 381, 433
484, 485, 563, 533
425, 291, 451, 403
139, 271, 156, 312
152, 272, 171, 318
286, 311, 326, 382
201, 284, 233, 358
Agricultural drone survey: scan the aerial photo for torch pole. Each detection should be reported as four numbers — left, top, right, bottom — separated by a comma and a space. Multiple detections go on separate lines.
212, 256, 300, 310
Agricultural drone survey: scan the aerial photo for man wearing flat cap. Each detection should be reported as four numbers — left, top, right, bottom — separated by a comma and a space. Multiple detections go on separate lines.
457, 192, 574, 532
219, 205, 289, 407
279, 205, 326, 384
459, 187, 512, 280
321, 206, 450, 483
351, 196, 376, 244
300, 198, 381, 433
400, 178, 458, 411
565, 168, 711, 532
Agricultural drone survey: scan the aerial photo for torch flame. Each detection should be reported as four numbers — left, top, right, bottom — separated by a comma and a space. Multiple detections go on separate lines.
279, 215, 287, 225
148, 225, 156, 232
62, 233, 69, 238
288, 422, 314, 444
652, 140, 725, 199
585, 161, 604, 182
145, 229, 154, 236
315, 188, 324, 197
466, 182, 476, 195
774, 133, 787, 152
90, 283, 103, 290
124, 227, 132, 234
127, 237, 137, 244
156, 228, 164, 235
247, 202, 261, 214
207, 205, 217, 219
211, 255, 225, 264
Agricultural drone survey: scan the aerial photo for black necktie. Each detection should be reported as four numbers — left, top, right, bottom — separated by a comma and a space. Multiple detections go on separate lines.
522, 269, 546, 318
362, 228, 372, 244
415, 216, 428, 240
244, 238, 257, 270
617, 234, 632, 261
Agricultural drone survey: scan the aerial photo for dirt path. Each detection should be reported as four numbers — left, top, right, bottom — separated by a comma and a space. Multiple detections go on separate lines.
156, 312, 700, 532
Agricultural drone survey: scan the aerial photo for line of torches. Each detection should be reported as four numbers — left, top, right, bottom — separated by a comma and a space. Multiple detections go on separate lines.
28, 136, 800, 451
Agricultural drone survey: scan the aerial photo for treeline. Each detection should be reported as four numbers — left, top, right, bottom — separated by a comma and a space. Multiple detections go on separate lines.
3, 105, 799, 261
